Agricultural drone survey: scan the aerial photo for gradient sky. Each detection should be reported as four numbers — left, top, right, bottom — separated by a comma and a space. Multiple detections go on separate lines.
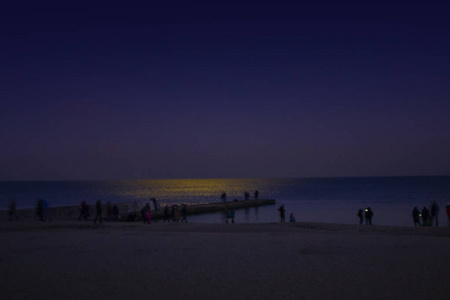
1, 1, 449, 180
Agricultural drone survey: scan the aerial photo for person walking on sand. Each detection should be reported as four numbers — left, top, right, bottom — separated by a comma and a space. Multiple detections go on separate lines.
279, 204, 286, 223
430, 201, 439, 226
357, 209, 364, 225
365, 207, 373, 225
412, 206, 421, 227
94, 199, 103, 224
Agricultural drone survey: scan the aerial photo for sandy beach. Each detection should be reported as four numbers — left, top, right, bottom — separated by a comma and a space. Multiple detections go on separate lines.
1, 220, 449, 300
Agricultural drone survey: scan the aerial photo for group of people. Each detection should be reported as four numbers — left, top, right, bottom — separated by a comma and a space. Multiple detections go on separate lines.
162, 204, 188, 223
278, 204, 296, 223
221, 190, 259, 203
412, 201, 441, 227
357, 207, 374, 225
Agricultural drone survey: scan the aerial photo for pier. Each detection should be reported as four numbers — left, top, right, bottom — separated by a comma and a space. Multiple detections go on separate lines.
2, 199, 276, 221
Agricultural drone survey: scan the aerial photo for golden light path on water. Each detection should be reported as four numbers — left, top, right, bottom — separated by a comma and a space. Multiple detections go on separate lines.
105, 178, 273, 206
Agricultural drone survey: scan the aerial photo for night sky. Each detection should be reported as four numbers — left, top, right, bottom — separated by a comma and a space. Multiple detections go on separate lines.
1, 1, 449, 181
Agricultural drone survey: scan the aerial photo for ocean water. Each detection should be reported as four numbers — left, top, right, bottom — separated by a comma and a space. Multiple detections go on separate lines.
1, 177, 449, 226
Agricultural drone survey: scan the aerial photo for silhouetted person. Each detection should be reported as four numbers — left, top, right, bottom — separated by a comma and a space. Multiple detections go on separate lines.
221, 192, 227, 203
244, 192, 250, 201
112, 205, 120, 221
181, 204, 188, 223
430, 201, 439, 226
289, 213, 296, 223
365, 207, 373, 225
412, 206, 421, 227
8, 198, 19, 221
254, 190, 259, 200
173, 205, 180, 223
78, 201, 89, 221
279, 204, 286, 222
163, 205, 170, 223
43, 199, 52, 222
151, 198, 158, 211
230, 208, 235, 223
141, 203, 151, 224
447, 204, 450, 226
107, 202, 113, 221
357, 209, 364, 225
94, 199, 103, 224
421, 206, 430, 226
37, 199, 44, 221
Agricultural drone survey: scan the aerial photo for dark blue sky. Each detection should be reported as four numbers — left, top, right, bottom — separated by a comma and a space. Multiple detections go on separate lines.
1, 1, 449, 180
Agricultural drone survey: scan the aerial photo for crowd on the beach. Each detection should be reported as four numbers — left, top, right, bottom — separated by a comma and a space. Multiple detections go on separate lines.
5, 194, 450, 227
411, 201, 441, 227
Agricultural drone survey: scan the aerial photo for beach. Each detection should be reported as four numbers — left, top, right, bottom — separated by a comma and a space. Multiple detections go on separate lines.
1, 220, 449, 300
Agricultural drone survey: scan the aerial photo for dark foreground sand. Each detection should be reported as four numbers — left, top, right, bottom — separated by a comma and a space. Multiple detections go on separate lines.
1, 221, 449, 300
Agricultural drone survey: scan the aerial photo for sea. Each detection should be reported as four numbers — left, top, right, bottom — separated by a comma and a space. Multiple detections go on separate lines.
1, 176, 449, 227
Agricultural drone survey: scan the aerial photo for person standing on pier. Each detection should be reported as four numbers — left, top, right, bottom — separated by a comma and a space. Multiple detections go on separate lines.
244, 192, 250, 201
221, 192, 227, 203
254, 190, 259, 200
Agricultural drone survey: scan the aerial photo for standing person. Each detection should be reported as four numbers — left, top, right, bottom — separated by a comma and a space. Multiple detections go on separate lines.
94, 199, 103, 224
163, 205, 170, 223
422, 206, 430, 226
36, 199, 44, 221
141, 203, 151, 224
430, 201, 439, 226
357, 209, 364, 225
244, 192, 250, 201
412, 206, 421, 227
78, 201, 89, 221
230, 208, 236, 224
8, 198, 19, 221
446, 204, 450, 226
181, 204, 188, 223
365, 207, 373, 225
173, 205, 180, 223
151, 198, 158, 211
221, 192, 227, 203
289, 213, 296, 223
43, 199, 52, 222
278, 204, 286, 223
112, 205, 120, 221
254, 190, 259, 200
